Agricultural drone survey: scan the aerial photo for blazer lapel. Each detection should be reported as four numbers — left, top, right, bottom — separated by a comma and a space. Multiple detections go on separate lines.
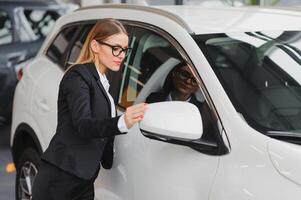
86, 63, 112, 115
96, 79, 111, 104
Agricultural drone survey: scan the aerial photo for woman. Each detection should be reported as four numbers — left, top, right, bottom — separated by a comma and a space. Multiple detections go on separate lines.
146, 62, 200, 102
31, 19, 147, 200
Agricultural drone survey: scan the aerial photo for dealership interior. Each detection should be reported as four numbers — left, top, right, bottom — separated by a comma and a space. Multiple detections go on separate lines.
1, 0, 301, 199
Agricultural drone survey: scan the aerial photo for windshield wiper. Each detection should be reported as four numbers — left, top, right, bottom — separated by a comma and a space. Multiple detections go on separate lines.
266, 131, 301, 145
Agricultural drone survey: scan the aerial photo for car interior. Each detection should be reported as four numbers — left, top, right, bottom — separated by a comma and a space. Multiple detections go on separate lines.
196, 33, 301, 133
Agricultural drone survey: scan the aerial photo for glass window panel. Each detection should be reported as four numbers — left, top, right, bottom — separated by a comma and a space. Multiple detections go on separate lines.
0, 10, 13, 45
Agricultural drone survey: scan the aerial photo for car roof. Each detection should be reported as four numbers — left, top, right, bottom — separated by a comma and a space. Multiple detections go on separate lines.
157, 5, 301, 33
77, 4, 301, 34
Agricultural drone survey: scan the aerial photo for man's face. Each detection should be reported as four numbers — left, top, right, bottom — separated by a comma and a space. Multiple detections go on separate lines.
172, 65, 199, 96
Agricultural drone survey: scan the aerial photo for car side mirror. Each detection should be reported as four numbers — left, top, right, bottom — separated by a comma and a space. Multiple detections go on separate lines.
139, 101, 218, 152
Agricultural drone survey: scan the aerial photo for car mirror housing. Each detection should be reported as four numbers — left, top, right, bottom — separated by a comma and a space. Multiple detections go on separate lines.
139, 101, 203, 140
139, 101, 219, 153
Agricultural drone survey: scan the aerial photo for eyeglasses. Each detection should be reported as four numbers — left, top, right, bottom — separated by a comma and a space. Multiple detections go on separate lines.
176, 69, 198, 86
96, 40, 132, 57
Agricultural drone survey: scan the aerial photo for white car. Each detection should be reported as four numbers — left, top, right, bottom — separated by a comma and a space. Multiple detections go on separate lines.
10, 4, 301, 200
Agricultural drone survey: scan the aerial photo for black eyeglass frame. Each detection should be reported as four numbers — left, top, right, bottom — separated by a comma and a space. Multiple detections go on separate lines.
175, 69, 198, 86
96, 40, 132, 57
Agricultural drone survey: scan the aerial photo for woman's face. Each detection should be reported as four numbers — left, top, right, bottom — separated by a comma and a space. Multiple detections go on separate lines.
172, 65, 199, 95
94, 32, 129, 72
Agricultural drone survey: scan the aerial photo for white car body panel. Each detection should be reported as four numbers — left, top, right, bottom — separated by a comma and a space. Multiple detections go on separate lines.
209, 123, 301, 200
268, 139, 301, 186
30, 56, 63, 146
97, 123, 220, 200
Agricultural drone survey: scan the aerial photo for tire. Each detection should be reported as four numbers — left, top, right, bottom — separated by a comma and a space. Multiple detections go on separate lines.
15, 148, 41, 200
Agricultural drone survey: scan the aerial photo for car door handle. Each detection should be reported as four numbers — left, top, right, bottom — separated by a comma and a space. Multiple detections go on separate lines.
35, 98, 50, 112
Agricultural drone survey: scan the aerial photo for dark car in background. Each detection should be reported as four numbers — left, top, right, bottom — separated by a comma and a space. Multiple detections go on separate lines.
0, 0, 77, 124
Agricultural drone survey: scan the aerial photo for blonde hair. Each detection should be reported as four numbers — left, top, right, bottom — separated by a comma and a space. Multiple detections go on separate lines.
67, 19, 128, 71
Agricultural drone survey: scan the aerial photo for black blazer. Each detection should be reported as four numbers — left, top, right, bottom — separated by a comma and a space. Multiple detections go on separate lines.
42, 63, 125, 180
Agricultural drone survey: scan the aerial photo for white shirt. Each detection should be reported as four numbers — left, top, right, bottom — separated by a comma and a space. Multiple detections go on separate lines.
96, 68, 128, 133
167, 93, 191, 102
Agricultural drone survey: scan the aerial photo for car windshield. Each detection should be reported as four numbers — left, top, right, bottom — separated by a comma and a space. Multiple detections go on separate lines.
194, 31, 301, 137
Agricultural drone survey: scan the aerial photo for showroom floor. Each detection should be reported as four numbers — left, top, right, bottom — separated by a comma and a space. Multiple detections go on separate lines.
0, 124, 15, 200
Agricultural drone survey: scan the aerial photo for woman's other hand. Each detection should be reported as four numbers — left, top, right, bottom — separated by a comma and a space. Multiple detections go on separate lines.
124, 103, 148, 129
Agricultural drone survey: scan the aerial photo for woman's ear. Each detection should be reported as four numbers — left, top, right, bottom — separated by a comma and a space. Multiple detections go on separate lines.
90, 39, 99, 53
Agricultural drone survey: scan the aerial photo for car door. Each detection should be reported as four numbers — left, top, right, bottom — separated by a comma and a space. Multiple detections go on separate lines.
99, 25, 223, 200
31, 24, 79, 148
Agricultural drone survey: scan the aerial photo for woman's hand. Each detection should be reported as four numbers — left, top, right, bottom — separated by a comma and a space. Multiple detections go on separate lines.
124, 103, 148, 129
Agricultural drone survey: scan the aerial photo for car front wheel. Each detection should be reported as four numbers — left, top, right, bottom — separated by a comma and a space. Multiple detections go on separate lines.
15, 148, 41, 200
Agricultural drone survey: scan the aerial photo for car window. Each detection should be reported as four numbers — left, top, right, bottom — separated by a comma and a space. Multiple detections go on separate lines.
0, 10, 13, 45
118, 27, 184, 108
46, 25, 78, 68
66, 24, 94, 65
19, 9, 60, 42
47, 22, 133, 72
194, 31, 301, 138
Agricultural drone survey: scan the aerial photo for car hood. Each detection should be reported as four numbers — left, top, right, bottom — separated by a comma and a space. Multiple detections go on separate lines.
268, 139, 301, 186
